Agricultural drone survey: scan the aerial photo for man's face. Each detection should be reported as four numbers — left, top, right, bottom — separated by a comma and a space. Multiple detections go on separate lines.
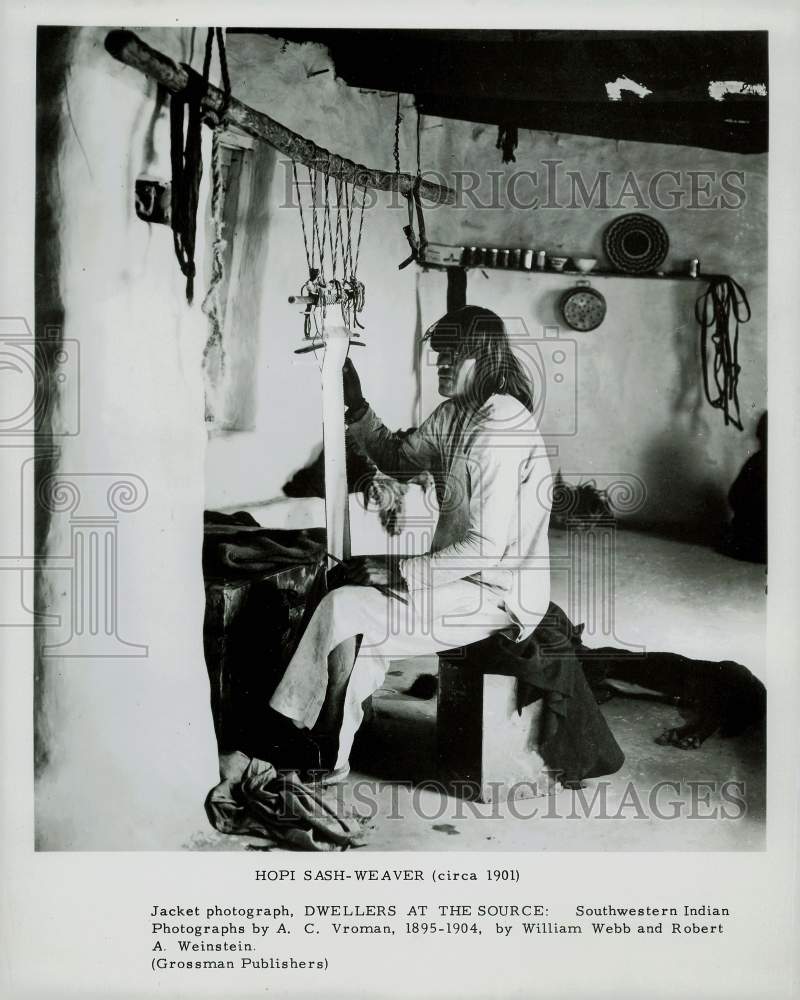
435, 345, 473, 398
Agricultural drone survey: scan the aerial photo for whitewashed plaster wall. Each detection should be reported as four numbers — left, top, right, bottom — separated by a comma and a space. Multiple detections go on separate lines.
421, 124, 767, 527
35, 26, 219, 849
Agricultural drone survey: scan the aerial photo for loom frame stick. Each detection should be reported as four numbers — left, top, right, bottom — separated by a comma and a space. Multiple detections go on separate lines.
319, 326, 352, 566
105, 29, 456, 207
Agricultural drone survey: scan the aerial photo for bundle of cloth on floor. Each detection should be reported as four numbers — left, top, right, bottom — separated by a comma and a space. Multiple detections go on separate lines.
206, 752, 367, 851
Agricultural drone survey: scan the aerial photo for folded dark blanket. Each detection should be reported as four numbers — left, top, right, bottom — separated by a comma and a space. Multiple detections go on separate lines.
203, 510, 326, 578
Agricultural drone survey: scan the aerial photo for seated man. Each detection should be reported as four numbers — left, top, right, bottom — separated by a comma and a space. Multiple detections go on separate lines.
267, 305, 554, 779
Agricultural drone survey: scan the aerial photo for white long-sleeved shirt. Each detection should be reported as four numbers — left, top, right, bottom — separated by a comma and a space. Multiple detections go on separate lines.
347, 394, 553, 638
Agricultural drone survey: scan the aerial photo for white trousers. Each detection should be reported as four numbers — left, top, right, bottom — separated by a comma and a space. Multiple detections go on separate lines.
269, 579, 516, 770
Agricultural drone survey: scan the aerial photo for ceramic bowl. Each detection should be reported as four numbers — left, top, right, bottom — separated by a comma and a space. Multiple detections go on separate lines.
572, 257, 597, 273
549, 256, 568, 272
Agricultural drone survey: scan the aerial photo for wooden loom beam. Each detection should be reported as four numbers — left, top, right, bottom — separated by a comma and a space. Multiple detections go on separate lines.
105, 29, 457, 207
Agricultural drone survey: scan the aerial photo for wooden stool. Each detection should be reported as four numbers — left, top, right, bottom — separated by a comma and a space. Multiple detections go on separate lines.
437, 648, 553, 802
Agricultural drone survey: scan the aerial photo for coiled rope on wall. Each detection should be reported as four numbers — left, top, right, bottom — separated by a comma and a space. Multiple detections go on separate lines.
695, 276, 751, 431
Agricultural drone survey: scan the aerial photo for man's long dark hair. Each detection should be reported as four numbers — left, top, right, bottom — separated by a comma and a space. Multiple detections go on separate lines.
425, 305, 534, 412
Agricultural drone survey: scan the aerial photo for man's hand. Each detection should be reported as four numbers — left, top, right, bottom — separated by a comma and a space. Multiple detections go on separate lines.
342, 357, 365, 411
328, 554, 406, 591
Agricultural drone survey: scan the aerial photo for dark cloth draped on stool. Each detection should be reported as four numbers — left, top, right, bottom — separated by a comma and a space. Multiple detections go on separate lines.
443, 602, 625, 786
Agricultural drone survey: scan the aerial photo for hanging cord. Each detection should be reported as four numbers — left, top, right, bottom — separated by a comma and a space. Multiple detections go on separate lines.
292, 162, 367, 338
416, 103, 422, 177
341, 179, 367, 329
393, 92, 402, 175
293, 163, 323, 340
201, 27, 233, 373
695, 276, 751, 430
331, 176, 345, 281
353, 183, 367, 273
415, 106, 426, 260
398, 101, 427, 269
319, 172, 332, 282
342, 179, 355, 277
340, 180, 360, 330
202, 27, 232, 127
169, 28, 217, 303
292, 162, 313, 276
393, 91, 413, 268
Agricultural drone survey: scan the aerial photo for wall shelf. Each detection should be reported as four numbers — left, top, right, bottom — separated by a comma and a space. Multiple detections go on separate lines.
418, 260, 724, 283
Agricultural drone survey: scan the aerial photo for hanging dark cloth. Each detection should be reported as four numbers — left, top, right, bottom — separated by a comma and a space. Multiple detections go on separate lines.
170, 28, 231, 303
496, 124, 519, 163
169, 67, 208, 302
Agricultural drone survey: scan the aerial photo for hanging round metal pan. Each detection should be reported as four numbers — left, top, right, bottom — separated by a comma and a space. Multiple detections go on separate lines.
560, 281, 606, 332
603, 213, 669, 274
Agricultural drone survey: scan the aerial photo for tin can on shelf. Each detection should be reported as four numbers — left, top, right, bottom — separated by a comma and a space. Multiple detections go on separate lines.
536, 250, 546, 270
522, 249, 534, 270
498, 249, 510, 268
488, 248, 498, 268
510, 249, 522, 269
